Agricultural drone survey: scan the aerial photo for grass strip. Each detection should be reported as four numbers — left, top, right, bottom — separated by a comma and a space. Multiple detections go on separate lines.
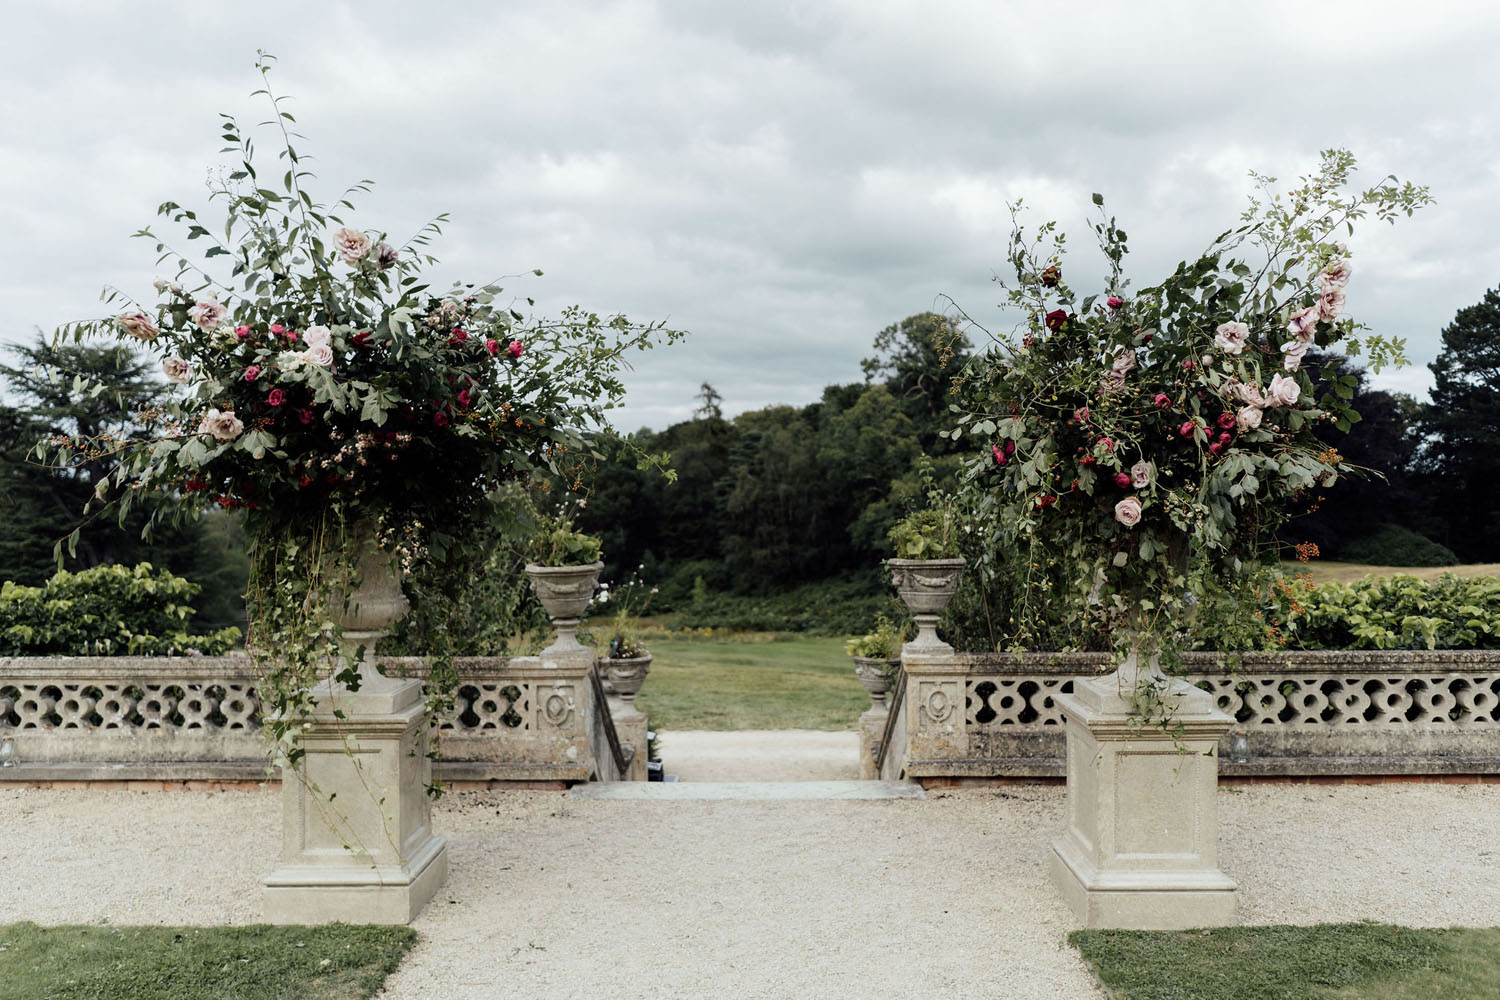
0, 922, 416, 1000
1071, 923, 1500, 1000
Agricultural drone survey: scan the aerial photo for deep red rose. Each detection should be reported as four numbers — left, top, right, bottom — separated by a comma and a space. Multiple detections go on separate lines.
267, 389, 286, 407
1114, 472, 1131, 488
1044, 310, 1068, 331
1040, 265, 1061, 287
352, 330, 373, 348
449, 328, 468, 344
297, 408, 313, 425
456, 389, 471, 408
434, 410, 449, 427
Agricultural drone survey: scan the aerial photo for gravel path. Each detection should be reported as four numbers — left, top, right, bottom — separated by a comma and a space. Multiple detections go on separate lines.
3, 782, 1499, 999
662, 729, 860, 782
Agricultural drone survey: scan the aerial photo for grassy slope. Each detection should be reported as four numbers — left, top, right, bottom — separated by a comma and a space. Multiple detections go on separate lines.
1283, 561, 1500, 584
0, 923, 416, 1000
634, 632, 867, 731
1072, 924, 1500, 1000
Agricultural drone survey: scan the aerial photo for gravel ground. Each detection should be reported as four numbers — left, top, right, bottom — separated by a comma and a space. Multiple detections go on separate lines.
662, 729, 860, 781
3, 782, 1499, 999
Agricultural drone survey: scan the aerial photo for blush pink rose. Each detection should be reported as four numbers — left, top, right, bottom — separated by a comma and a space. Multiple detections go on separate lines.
197, 408, 244, 442
1130, 461, 1151, 488
1236, 406, 1263, 431
304, 344, 335, 368
1114, 496, 1143, 528
1280, 340, 1309, 372
1266, 373, 1301, 407
333, 227, 371, 264
187, 297, 227, 331
161, 357, 191, 383
118, 311, 160, 341
1213, 321, 1250, 355
1318, 260, 1352, 290
1287, 305, 1320, 342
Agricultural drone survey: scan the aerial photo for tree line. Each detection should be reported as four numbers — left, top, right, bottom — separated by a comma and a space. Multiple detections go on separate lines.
2, 288, 1497, 627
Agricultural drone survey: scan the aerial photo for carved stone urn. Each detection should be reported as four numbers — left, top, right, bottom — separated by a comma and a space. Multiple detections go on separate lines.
525, 562, 604, 653
851, 656, 899, 710
887, 557, 965, 652
602, 653, 653, 707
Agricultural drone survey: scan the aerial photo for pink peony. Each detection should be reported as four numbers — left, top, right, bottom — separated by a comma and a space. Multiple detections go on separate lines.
1114, 496, 1143, 528
1236, 406, 1263, 431
119, 311, 160, 341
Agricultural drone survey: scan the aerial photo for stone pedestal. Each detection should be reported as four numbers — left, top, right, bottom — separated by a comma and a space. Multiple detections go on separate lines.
858, 706, 887, 780
601, 655, 651, 781
263, 522, 448, 925
1050, 664, 1237, 930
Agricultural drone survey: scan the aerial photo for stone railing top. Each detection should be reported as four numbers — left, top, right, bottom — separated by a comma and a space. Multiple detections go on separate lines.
959, 649, 1500, 675
0, 653, 596, 681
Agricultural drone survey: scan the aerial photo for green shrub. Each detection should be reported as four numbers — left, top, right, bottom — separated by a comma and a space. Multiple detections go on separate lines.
1339, 524, 1458, 567
671, 574, 901, 635
1287, 573, 1500, 650
0, 563, 242, 656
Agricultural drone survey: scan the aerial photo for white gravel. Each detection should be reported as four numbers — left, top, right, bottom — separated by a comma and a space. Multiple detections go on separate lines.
662, 729, 860, 782
3, 781, 1499, 999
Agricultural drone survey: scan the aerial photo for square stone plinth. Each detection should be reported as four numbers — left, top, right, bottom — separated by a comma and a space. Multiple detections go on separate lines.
1050, 675, 1237, 930
263, 679, 448, 925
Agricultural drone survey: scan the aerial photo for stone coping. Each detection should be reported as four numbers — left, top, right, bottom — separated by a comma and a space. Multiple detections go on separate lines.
959, 649, 1500, 674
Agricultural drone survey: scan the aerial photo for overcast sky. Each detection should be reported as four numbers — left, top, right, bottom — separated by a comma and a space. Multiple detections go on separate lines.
3, 1, 1496, 430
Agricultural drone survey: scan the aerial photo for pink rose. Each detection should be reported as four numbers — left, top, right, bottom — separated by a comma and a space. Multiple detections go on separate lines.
485, 338, 500, 357
1179, 421, 1195, 438
304, 344, 334, 368
456, 389, 471, 408
1213, 321, 1250, 355
449, 328, 468, 344
508, 340, 524, 358
1266, 373, 1301, 407
1130, 461, 1151, 488
1236, 406, 1263, 431
1210, 443, 1223, 456
1107, 296, 1124, 310
1318, 260, 1352, 290
1287, 305, 1320, 342
1236, 382, 1267, 407
1074, 406, 1090, 423
333, 227, 371, 264
1280, 340, 1309, 372
235, 325, 252, 340
992, 444, 1007, 467
1182, 359, 1194, 370
118, 311, 160, 341
270, 324, 286, 336
161, 357, 191, 383
1005, 440, 1015, 456
187, 297, 226, 331
243, 366, 260, 382
1218, 431, 1231, 445
1113, 472, 1131, 489
1216, 412, 1235, 430
433, 410, 449, 427
1318, 286, 1346, 323
1114, 496, 1143, 528
303, 326, 331, 348
197, 408, 243, 442
1112, 349, 1136, 373
1097, 437, 1115, 452
267, 389, 286, 407
1153, 393, 1170, 409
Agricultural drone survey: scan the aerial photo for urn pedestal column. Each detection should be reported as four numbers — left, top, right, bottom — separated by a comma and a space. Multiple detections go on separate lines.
263, 526, 448, 925
853, 657, 897, 780
1050, 654, 1237, 929
602, 655, 651, 781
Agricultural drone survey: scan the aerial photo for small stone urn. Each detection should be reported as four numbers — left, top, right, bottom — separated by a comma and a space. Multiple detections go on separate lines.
851, 656, 900, 710
887, 557, 965, 652
525, 562, 604, 653
602, 653, 653, 708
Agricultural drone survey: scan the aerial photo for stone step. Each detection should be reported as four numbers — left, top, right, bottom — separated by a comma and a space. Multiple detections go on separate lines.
569, 780, 924, 801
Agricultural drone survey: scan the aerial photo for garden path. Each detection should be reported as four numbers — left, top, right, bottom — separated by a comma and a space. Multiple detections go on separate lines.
3, 782, 1500, 998
659, 729, 860, 781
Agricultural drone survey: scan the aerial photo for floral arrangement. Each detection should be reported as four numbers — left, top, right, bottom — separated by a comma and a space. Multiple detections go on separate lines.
39, 55, 682, 773
948, 150, 1430, 694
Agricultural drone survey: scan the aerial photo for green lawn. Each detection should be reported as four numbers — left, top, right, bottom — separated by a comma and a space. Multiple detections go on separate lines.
1285, 561, 1500, 584
1071, 924, 1500, 1000
634, 631, 868, 731
0, 923, 415, 1000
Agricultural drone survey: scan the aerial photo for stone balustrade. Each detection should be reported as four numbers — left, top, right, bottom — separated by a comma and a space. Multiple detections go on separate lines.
883, 649, 1500, 781
0, 652, 627, 783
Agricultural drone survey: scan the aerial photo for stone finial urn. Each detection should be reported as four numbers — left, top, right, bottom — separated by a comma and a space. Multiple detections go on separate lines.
525, 562, 604, 653
602, 653, 653, 706
888, 557, 965, 652
851, 656, 900, 709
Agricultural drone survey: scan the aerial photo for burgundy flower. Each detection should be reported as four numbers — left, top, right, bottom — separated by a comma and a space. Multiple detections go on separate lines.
1096, 437, 1115, 452
1216, 412, 1235, 430
434, 410, 449, 427
449, 328, 468, 345
1114, 472, 1131, 488
297, 408, 314, 425
1209, 442, 1223, 456
1218, 431, 1232, 445
1036, 495, 1057, 508
1044, 310, 1068, 331
456, 389, 472, 409
352, 330, 373, 348
1005, 440, 1015, 456
298, 475, 315, 488
1040, 265, 1062, 287
1179, 421, 1196, 438
267, 389, 286, 407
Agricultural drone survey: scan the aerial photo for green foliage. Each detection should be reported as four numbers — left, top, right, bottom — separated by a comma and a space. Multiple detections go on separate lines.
0, 563, 240, 656
888, 506, 961, 560
845, 614, 905, 659
0, 922, 415, 1000
671, 574, 901, 635
1340, 523, 1458, 567
1288, 573, 1500, 650
526, 514, 603, 566
1070, 923, 1472, 1000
